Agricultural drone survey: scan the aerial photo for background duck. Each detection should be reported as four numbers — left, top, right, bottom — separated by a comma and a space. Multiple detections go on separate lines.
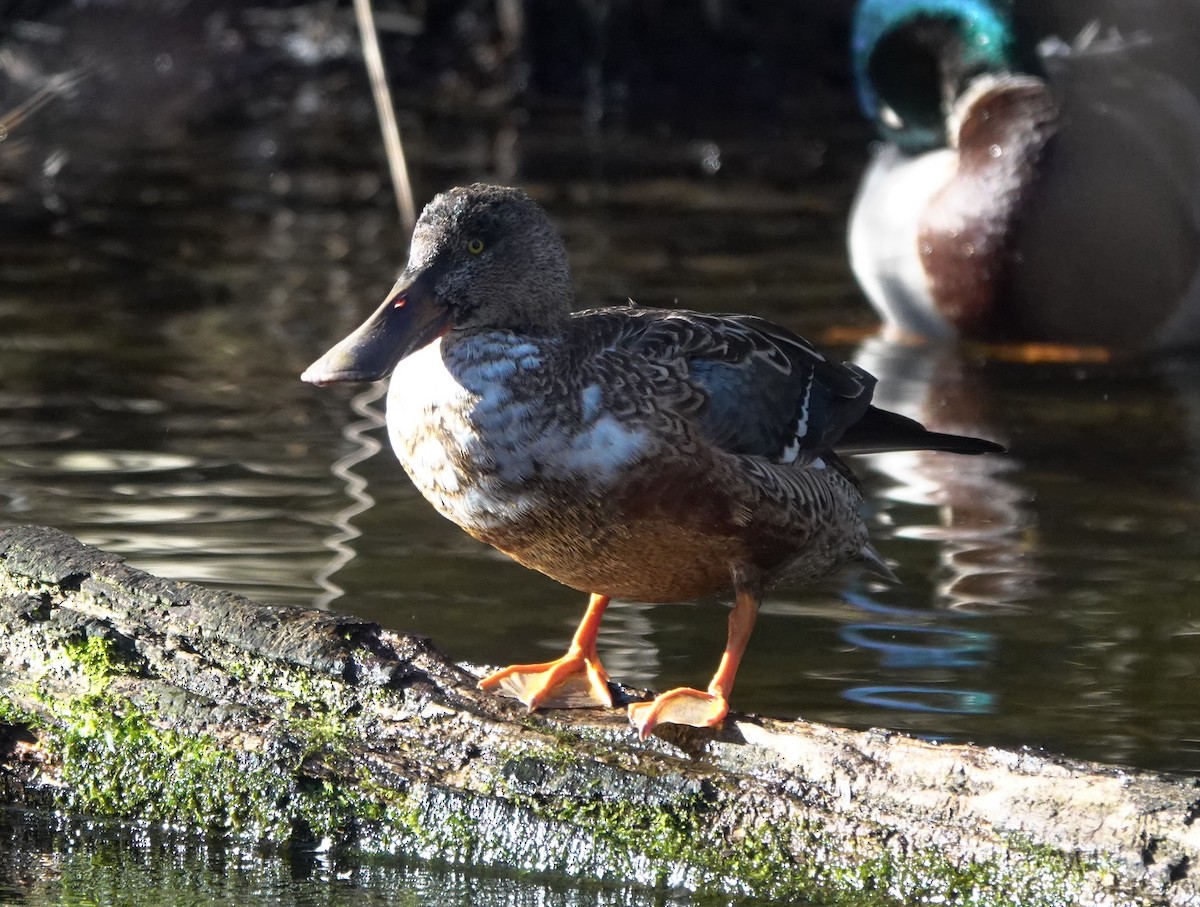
303, 183, 1002, 738
848, 0, 1200, 351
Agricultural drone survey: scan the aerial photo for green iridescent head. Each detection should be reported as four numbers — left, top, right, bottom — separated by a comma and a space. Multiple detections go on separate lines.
853, 0, 1019, 152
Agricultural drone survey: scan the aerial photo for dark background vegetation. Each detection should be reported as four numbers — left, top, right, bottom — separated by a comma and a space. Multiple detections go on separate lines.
5, 0, 1200, 258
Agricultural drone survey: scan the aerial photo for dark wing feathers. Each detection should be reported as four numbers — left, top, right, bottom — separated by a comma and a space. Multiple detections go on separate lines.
570, 306, 1003, 461
572, 307, 872, 461
688, 357, 813, 457
834, 406, 1006, 455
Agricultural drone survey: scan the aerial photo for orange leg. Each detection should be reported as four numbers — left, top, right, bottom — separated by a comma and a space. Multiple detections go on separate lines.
479, 593, 614, 710
628, 583, 760, 738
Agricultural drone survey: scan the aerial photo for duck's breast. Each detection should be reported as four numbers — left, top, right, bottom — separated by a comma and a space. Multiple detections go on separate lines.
849, 143, 959, 339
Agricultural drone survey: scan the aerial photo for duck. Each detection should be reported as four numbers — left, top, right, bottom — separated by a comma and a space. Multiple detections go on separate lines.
302, 183, 1003, 738
848, 0, 1200, 351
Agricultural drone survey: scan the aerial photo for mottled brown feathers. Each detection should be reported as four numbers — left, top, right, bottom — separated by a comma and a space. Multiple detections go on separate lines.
319, 184, 1000, 603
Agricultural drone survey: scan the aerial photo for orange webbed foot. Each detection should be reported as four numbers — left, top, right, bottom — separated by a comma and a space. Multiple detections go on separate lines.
627, 687, 729, 739
479, 652, 613, 710
479, 593, 614, 711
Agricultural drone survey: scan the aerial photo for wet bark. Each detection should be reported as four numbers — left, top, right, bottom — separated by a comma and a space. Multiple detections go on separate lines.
0, 524, 1196, 907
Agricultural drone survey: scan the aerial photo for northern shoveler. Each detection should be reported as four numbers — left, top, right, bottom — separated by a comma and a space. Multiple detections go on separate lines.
303, 183, 1003, 738
849, 0, 1200, 350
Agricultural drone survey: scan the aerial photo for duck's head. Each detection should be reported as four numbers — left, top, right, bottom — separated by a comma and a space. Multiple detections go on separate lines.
302, 184, 573, 385
853, 0, 1021, 153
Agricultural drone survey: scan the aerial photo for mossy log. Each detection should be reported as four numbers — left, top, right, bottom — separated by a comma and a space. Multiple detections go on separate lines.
0, 525, 1197, 906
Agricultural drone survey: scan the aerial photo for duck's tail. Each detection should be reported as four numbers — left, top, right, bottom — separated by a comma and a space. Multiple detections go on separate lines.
834, 406, 1006, 456
859, 542, 900, 583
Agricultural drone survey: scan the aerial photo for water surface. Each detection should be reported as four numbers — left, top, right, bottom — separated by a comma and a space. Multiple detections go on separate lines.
0, 809, 732, 907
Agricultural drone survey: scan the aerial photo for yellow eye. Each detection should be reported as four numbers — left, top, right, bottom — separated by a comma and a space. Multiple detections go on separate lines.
467, 238, 485, 255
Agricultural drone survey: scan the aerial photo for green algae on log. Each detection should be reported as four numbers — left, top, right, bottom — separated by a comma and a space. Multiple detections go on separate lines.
0, 525, 1197, 906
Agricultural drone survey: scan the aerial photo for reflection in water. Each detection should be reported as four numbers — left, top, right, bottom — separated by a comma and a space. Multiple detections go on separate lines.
843, 686, 994, 716
1162, 355, 1200, 500
48, 450, 196, 473
839, 337, 1040, 721
0, 808, 693, 907
838, 590, 997, 718
839, 621, 992, 670
0, 394, 338, 606
855, 336, 1040, 614
590, 599, 662, 684
314, 383, 385, 610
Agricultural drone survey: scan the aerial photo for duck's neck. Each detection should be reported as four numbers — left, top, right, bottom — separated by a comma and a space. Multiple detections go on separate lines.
454, 269, 574, 339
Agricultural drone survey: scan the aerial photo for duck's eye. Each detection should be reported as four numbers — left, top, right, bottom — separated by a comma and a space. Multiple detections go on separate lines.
467, 238, 485, 255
